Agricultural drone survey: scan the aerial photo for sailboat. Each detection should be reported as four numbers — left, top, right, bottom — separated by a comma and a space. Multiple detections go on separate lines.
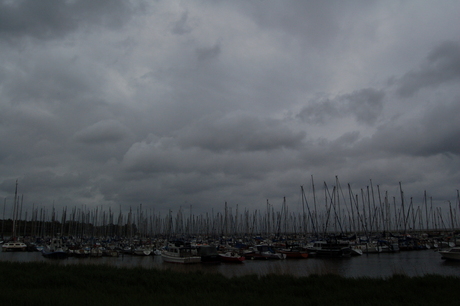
42, 238, 69, 259
2, 180, 28, 252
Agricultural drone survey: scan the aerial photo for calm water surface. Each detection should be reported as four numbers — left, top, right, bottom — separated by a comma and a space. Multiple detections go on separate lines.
2, 249, 460, 278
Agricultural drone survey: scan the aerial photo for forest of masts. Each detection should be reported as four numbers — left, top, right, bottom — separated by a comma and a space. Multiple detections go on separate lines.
2, 178, 460, 240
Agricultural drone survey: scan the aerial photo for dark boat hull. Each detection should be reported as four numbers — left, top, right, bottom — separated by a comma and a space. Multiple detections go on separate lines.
42, 251, 69, 259
315, 247, 351, 258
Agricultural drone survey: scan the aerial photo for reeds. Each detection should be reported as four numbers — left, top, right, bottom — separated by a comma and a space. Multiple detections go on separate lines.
1, 261, 459, 305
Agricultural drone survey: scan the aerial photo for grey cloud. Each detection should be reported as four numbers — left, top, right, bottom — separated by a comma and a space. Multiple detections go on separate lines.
196, 42, 222, 61
120, 128, 304, 182
171, 11, 192, 35
0, 1, 459, 216
342, 88, 385, 125
0, 0, 137, 41
176, 113, 306, 152
297, 88, 384, 126
121, 138, 189, 174
395, 41, 460, 97
4, 56, 99, 103
237, 0, 344, 48
302, 131, 362, 168
24, 171, 88, 191
364, 99, 460, 157
74, 119, 129, 144
296, 98, 339, 125
0, 171, 89, 197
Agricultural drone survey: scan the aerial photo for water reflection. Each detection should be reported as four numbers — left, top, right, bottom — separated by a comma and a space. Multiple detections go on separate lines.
2, 249, 460, 278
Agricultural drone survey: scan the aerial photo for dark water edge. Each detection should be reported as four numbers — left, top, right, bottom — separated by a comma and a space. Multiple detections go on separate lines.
2, 248, 460, 278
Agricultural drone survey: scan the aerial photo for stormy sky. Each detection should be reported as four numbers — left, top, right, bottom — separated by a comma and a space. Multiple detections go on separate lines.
0, 0, 459, 218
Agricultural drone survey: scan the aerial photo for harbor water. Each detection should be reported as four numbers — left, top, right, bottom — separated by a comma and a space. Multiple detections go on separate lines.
2, 248, 460, 278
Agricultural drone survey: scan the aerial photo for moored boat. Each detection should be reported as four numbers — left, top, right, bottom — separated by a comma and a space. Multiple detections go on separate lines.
69, 247, 90, 258
439, 247, 460, 261
307, 241, 351, 258
1, 241, 27, 252
161, 242, 201, 264
219, 251, 245, 263
197, 245, 220, 263
133, 245, 153, 256
244, 245, 286, 260
350, 245, 363, 256
90, 247, 104, 257
360, 242, 382, 254
278, 245, 309, 259
102, 248, 120, 257
42, 238, 69, 259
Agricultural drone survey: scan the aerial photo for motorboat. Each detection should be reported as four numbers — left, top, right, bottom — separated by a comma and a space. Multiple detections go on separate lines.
133, 245, 153, 256
218, 251, 245, 263
161, 241, 201, 264
306, 241, 351, 258
2, 241, 27, 252
244, 245, 286, 260
278, 245, 309, 259
439, 247, 460, 261
197, 245, 220, 263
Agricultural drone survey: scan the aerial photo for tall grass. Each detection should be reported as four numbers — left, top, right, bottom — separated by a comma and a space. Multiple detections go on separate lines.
0, 261, 459, 305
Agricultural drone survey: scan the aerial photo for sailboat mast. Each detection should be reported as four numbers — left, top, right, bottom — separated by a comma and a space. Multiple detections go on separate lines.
2, 198, 6, 239
12, 180, 18, 240
312, 175, 318, 236
424, 191, 429, 231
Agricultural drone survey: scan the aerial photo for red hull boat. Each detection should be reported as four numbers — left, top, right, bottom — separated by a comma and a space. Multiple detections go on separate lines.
219, 252, 245, 263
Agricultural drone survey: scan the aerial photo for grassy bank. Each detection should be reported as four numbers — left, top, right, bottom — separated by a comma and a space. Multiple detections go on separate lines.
1, 261, 459, 305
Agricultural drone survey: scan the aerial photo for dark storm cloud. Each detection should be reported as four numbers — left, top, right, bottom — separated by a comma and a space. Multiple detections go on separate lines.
295, 132, 362, 173
0, 171, 89, 201
0, 0, 459, 216
3, 55, 99, 102
364, 98, 460, 157
235, 0, 346, 47
395, 41, 460, 97
297, 88, 384, 126
196, 42, 221, 61
343, 88, 385, 125
171, 11, 192, 35
21, 171, 88, 192
74, 120, 129, 144
121, 134, 303, 177
0, 0, 137, 41
176, 113, 305, 152
296, 98, 339, 125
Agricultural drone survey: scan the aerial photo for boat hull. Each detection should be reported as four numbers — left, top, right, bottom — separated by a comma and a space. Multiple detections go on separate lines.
42, 251, 69, 259
161, 253, 201, 264
279, 250, 309, 259
161, 243, 202, 264
439, 248, 460, 261
2, 242, 27, 252
219, 252, 245, 263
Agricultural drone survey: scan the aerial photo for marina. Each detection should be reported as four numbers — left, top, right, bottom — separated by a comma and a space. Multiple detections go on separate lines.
2, 180, 459, 279
1, 241, 460, 279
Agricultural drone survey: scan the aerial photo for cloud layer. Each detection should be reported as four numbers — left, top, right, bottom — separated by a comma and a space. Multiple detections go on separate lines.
0, 0, 459, 218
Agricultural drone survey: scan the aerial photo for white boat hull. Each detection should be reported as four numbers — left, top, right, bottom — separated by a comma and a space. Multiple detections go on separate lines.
161, 243, 201, 264
2, 242, 27, 252
439, 247, 460, 261
161, 252, 201, 264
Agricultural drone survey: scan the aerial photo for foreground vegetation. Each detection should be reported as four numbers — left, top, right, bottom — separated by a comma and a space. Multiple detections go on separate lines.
1, 261, 459, 306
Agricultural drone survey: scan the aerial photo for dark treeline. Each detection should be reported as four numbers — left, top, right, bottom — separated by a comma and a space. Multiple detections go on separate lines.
0, 219, 138, 239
